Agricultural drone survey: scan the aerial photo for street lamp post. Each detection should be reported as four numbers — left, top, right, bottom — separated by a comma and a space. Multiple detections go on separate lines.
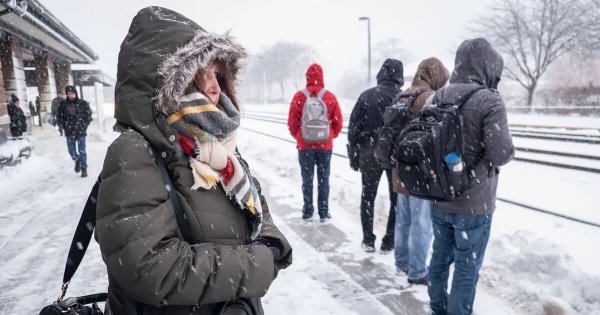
359, 16, 371, 87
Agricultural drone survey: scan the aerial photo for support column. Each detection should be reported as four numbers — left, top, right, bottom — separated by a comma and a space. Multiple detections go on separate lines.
34, 52, 57, 112
94, 82, 104, 131
0, 51, 6, 119
0, 35, 27, 107
54, 61, 72, 97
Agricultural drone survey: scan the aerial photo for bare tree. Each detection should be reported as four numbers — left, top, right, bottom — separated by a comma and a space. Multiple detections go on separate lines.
475, 0, 591, 105
587, 0, 600, 49
262, 41, 310, 100
371, 38, 411, 70
241, 42, 311, 103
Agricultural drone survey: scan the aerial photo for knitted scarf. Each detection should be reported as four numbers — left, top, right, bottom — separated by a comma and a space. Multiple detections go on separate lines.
167, 91, 262, 239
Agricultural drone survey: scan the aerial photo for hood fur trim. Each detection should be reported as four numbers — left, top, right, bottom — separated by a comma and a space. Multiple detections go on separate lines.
155, 31, 247, 114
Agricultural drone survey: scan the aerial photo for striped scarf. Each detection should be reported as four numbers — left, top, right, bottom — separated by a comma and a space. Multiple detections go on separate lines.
167, 91, 262, 239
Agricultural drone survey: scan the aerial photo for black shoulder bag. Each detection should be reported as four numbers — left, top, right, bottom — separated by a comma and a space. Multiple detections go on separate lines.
39, 148, 193, 315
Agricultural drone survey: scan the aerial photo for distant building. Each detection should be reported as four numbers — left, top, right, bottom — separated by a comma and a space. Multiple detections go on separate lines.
0, 0, 111, 130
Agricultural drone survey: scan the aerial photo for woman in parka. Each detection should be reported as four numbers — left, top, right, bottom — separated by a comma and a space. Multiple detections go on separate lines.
96, 7, 292, 314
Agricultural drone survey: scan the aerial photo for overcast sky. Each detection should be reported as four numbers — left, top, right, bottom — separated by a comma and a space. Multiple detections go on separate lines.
43, 0, 495, 87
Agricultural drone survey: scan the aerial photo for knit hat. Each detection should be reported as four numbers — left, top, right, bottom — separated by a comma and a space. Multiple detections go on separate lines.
65, 85, 77, 95
11, 94, 19, 102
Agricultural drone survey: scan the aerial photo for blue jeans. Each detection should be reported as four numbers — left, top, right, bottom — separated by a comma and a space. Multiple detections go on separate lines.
428, 208, 492, 315
298, 149, 332, 218
394, 194, 432, 279
66, 135, 87, 167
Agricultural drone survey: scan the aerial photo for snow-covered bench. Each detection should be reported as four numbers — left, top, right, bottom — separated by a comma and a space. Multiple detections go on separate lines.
0, 128, 33, 167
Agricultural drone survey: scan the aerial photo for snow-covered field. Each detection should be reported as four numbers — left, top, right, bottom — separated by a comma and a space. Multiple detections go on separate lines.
1, 108, 599, 314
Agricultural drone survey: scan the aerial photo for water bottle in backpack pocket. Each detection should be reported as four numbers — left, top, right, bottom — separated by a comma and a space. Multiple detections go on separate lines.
444, 152, 464, 198
300, 89, 329, 144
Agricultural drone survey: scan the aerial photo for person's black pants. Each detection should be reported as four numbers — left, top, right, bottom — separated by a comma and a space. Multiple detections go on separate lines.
360, 157, 397, 247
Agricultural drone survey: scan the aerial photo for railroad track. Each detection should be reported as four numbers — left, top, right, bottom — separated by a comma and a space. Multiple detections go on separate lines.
245, 111, 600, 144
240, 126, 600, 229
242, 113, 600, 174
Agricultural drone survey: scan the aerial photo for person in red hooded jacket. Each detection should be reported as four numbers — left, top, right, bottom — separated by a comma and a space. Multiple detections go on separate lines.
288, 63, 343, 222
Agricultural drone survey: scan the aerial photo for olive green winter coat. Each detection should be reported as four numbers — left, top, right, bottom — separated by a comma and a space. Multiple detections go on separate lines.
95, 7, 292, 315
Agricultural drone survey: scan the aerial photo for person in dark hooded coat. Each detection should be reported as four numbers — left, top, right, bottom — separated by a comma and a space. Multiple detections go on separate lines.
7, 94, 27, 138
427, 38, 514, 315
95, 7, 292, 315
347, 59, 404, 253
57, 85, 92, 177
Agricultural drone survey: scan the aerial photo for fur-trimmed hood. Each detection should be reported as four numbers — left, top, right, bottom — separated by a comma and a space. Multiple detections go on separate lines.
114, 6, 246, 157
156, 31, 247, 115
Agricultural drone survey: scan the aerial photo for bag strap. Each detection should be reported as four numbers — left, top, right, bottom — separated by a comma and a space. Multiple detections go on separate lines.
57, 146, 195, 303
300, 89, 310, 99
59, 176, 102, 302
317, 88, 327, 100
438, 86, 485, 109
398, 88, 432, 100
151, 147, 195, 243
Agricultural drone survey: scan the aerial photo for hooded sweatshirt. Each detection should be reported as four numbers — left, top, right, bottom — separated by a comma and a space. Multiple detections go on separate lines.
392, 57, 449, 193
96, 7, 292, 315
287, 63, 343, 150
433, 38, 514, 215
348, 59, 404, 150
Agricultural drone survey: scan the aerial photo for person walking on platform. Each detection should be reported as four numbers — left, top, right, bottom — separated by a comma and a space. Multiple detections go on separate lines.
288, 63, 343, 222
57, 86, 92, 177
427, 38, 514, 315
348, 59, 404, 253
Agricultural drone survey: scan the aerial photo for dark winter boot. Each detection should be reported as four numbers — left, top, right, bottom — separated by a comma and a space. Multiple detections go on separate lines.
407, 275, 428, 285
319, 213, 331, 223
380, 235, 394, 254
81, 167, 88, 178
74, 161, 81, 173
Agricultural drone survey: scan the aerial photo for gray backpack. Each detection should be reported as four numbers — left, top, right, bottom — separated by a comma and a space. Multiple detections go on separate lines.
300, 89, 330, 143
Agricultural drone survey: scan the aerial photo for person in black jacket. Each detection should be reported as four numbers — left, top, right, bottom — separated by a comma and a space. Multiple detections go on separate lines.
57, 86, 92, 177
347, 59, 404, 253
7, 94, 27, 138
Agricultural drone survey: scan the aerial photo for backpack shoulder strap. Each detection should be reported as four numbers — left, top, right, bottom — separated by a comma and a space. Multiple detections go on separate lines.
317, 88, 327, 100
456, 87, 486, 108
300, 89, 310, 99
413, 88, 433, 98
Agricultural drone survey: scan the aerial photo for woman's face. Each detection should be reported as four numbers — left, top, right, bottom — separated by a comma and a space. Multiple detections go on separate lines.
199, 64, 221, 104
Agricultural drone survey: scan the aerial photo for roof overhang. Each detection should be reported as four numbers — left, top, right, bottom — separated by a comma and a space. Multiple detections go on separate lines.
0, 0, 97, 64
